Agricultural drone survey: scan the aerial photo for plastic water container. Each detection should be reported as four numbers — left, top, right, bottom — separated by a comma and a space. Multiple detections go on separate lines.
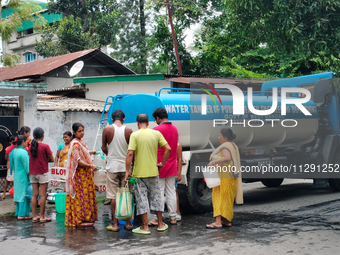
27, 185, 33, 199
53, 193, 67, 214
203, 166, 221, 188
118, 204, 135, 225
26, 185, 40, 200
93, 151, 107, 170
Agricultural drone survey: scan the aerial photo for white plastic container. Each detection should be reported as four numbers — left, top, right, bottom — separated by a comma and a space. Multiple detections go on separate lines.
203, 166, 221, 188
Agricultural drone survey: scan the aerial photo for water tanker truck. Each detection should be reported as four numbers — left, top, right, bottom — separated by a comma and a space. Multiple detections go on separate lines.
99, 72, 340, 213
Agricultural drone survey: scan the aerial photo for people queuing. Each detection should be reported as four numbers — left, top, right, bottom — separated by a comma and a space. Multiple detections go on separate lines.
206, 128, 243, 229
18, 126, 32, 151
65, 123, 99, 227
29, 127, 54, 223
55, 131, 73, 167
1, 126, 31, 202
0, 136, 15, 201
148, 108, 179, 226
2, 108, 243, 233
125, 114, 171, 234
101, 110, 133, 232
9, 135, 31, 220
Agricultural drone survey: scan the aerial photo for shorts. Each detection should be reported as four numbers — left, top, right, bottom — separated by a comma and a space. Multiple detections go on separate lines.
6, 169, 14, 182
133, 176, 163, 215
106, 172, 126, 200
31, 173, 49, 184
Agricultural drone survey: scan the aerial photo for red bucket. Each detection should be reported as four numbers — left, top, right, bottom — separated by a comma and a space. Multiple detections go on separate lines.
8, 186, 14, 197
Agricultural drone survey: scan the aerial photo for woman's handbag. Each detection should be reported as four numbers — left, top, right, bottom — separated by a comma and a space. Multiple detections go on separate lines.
115, 183, 134, 221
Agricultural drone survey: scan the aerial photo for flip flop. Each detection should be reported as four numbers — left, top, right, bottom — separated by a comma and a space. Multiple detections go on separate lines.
132, 227, 151, 235
175, 215, 182, 221
148, 220, 158, 226
206, 223, 223, 229
32, 218, 40, 223
157, 223, 169, 232
106, 225, 120, 232
40, 218, 52, 223
0, 197, 5, 201
124, 224, 133, 231
18, 216, 32, 220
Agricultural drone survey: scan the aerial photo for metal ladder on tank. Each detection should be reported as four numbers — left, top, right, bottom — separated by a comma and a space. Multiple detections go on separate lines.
92, 95, 123, 151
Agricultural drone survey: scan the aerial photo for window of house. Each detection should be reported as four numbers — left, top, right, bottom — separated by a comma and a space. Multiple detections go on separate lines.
24, 52, 37, 63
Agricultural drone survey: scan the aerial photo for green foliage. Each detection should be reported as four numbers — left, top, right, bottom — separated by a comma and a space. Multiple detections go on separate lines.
36, 0, 119, 56
0, 0, 45, 66
0, 53, 20, 67
34, 23, 68, 57
109, 0, 148, 74
193, 0, 340, 78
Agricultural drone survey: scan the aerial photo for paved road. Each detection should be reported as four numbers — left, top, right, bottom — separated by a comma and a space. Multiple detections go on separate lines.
0, 179, 339, 255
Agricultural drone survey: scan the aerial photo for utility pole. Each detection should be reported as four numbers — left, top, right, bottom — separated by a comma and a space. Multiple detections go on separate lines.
165, 0, 183, 76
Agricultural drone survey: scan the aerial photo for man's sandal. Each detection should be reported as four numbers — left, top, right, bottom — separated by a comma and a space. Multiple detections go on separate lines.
106, 225, 119, 232
157, 223, 169, 232
132, 227, 151, 235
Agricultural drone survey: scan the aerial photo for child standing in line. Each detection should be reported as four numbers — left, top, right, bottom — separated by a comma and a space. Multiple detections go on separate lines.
1, 136, 16, 201
29, 127, 54, 223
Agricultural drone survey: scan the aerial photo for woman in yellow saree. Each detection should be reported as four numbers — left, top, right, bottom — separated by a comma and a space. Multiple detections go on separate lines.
65, 123, 99, 227
55, 131, 72, 167
206, 128, 243, 229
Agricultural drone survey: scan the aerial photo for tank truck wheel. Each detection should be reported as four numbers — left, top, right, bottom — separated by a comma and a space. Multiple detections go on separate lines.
328, 179, 340, 191
261, 178, 284, 188
186, 162, 213, 213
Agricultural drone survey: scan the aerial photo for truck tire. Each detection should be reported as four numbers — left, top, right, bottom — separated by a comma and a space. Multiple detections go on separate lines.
179, 162, 213, 213
328, 179, 340, 191
186, 176, 213, 213
261, 178, 284, 188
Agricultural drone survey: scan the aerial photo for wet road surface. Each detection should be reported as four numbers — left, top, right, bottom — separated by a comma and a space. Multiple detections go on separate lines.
1, 180, 339, 255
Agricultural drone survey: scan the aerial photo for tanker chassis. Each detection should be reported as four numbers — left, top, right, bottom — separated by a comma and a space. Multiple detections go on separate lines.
102, 72, 340, 213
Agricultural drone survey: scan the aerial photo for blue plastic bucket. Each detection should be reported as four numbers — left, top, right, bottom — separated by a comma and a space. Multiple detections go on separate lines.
118, 204, 135, 225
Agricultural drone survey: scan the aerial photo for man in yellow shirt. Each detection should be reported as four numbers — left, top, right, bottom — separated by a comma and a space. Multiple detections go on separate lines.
125, 114, 171, 234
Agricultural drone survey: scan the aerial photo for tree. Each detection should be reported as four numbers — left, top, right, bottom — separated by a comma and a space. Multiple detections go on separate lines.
220, 0, 340, 76
0, 0, 44, 66
36, 0, 119, 57
109, 0, 148, 74
148, 0, 223, 75
192, 0, 340, 78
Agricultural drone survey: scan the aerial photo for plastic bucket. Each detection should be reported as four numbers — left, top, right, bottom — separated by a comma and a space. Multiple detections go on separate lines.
53, 193, 67, 214
8, 186, 14, 197
118, 204, 135, 225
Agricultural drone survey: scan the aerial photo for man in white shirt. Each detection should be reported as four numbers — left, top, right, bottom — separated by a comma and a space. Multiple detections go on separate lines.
102, 110, 133, 232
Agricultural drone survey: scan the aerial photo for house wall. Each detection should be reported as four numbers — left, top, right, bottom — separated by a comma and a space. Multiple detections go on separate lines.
0, 89, 37, 128
35, 111, 103, 155
86, 80, 170, 101
2, 33, 48, 64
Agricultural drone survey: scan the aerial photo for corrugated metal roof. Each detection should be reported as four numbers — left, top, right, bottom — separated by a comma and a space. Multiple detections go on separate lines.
0, 49, 135, 81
